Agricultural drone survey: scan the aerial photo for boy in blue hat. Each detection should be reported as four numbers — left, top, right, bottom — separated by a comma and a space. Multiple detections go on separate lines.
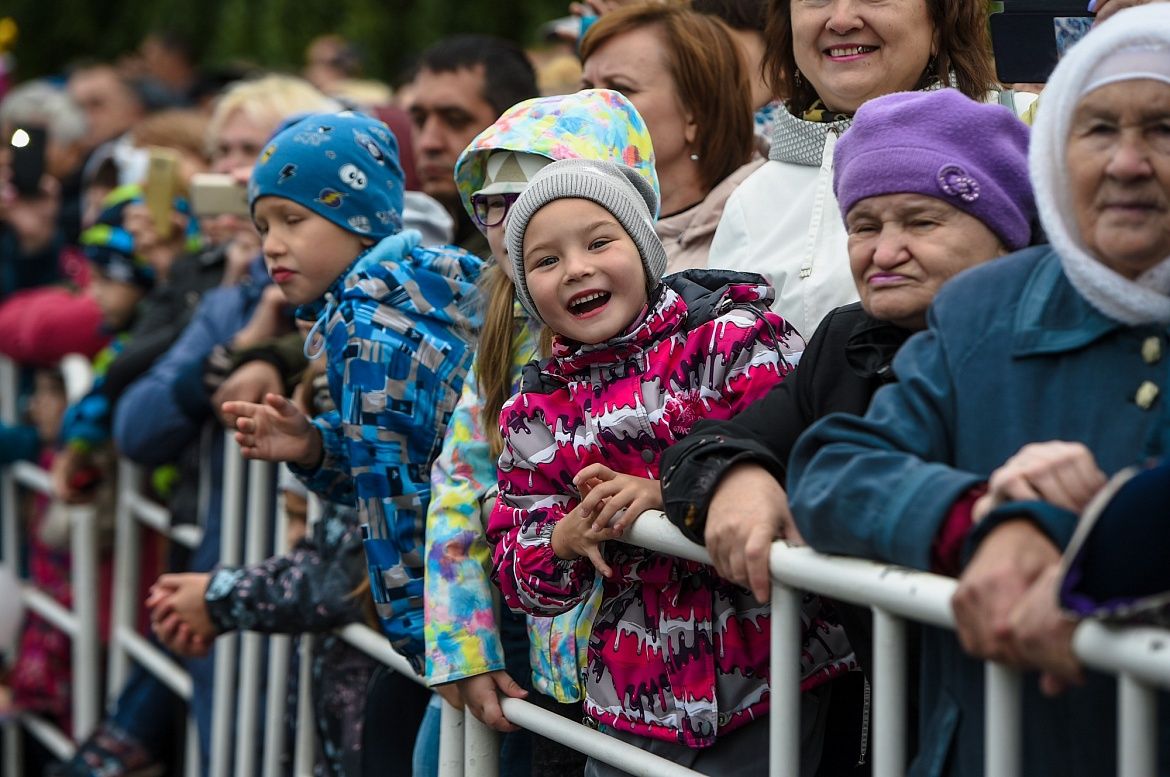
219, 111, 484, 665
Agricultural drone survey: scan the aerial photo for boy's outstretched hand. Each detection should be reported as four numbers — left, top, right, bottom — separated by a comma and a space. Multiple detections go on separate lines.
222, 393, 322, 469
573, 464, 662, 534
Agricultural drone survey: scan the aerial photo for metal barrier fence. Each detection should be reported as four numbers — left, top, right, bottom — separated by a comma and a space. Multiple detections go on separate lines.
3, 349, 1169, 777
1, 359, 101, 771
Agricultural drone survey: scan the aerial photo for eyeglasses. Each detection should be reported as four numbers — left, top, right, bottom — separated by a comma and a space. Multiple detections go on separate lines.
471, 192, 521, 228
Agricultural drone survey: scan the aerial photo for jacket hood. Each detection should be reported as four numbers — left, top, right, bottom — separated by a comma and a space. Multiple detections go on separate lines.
342, 235, 483, 332
663, 268, 775, 325
298, 230, 483, 333
454, 89, 659, 224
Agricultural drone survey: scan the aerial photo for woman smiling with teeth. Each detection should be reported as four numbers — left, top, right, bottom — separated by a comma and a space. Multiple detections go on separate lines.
707, 0, 1000, 339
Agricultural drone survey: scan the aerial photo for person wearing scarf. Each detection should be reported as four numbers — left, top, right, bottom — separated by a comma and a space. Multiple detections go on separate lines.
787, 7, 1170, 775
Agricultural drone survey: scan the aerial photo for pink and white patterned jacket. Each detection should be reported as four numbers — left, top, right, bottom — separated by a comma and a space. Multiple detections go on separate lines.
489, 271, 854, 748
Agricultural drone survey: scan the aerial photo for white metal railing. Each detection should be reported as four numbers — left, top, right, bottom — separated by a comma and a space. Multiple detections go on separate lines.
107, 448, 204, 777
6, 343, 1170, 776
0, 358, 101, 770
627, 510, 1170, 777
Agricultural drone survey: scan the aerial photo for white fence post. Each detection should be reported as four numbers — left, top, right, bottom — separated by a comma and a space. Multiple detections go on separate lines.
293, 634, 318, 777
463, 710, 498, 777
107, 459, 142, 699
871, 609, 906, 777
69, 503, 101, 741
1118, 674, 1157, 777
262, 478, 292, 777
439, 699, 466, 777
210, 433, 245, 777
0, 356, 18, 569
1, 357, 23, 774
234, 458, 273, 777
769, 579, 802, 777
984, 664, 1022, 777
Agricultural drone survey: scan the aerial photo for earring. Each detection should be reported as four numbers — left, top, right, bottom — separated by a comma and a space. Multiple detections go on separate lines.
794, 68, 803, 88
690, 153, 699, 161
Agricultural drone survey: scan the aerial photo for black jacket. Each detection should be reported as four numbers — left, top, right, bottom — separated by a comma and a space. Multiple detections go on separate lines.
661, 302, 910, 541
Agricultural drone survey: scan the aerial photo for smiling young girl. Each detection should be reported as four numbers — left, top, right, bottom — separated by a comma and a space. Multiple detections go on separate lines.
487, 159, 849, 775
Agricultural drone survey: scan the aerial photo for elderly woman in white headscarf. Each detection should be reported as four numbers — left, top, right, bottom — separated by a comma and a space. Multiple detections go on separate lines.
786, 6, 1170, 776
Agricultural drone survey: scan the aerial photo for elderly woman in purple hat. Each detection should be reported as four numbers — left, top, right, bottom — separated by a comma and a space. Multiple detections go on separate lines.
786, 6, 1170, 774
659, 86, 1034, 771
661, 86, 1034, 602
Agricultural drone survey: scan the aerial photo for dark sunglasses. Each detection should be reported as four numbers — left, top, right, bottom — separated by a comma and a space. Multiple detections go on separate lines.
471, 192, 521, 228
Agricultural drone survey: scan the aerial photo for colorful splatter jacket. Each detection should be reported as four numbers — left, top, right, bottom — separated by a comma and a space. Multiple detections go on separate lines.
490, 271, 851, 747
291, 230, 482, 668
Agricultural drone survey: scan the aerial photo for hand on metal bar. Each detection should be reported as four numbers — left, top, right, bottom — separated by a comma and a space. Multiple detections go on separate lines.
953, 520, 1062, 666
439, 670, 529, 733
1009, 563, 1084, 696
705, 462, 803, 603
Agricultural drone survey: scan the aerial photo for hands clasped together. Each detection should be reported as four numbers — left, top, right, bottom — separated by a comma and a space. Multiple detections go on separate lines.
550, 463, 662, 578
954, 441, 1106, 696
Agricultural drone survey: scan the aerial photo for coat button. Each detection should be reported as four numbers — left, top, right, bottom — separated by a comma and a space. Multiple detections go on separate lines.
641, 449, 655, 463
1135, 381, 1160, 410
1142, 336, 1163, 365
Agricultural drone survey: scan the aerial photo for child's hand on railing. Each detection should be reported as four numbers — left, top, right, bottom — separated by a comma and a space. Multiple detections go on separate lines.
222, 394, 323, 469
572, 464, 662, 536
146, 573, 216, 658
551, 501, 621, 578
50, 446, 99, 504
445, 670, 529, 733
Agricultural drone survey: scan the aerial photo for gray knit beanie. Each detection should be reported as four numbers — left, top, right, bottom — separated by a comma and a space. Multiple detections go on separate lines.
506, 159, 669, 322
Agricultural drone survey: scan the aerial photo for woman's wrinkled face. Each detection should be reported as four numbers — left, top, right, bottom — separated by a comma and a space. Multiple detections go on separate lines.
581, 26, 696, 179
1067, 79, 1170, 279
790, 0, 936, 114
846, 193, 1005, 329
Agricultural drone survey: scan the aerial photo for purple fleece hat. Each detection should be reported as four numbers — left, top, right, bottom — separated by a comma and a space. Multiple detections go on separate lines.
832, 89, 1035, 251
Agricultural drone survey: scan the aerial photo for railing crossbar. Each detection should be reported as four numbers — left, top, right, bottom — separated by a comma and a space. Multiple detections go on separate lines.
117, 626, 194, 699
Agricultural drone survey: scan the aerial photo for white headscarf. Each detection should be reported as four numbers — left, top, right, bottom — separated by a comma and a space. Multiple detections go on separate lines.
1030, 5, 1170, 325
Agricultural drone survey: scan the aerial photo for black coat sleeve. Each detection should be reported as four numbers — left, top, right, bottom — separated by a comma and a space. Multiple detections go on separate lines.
660, 308, 843, 543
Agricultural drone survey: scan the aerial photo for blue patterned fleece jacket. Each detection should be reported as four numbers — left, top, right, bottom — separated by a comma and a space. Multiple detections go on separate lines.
291, 229, 483, 668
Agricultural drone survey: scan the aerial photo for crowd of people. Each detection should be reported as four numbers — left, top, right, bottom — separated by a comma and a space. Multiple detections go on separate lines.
0, 0, 1168, 775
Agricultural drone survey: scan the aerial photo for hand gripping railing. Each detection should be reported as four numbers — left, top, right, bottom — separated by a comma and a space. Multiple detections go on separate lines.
623, 510, 1170, 777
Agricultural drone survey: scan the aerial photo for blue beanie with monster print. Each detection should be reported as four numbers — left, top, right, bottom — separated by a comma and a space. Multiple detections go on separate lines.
248, 111, 405, 239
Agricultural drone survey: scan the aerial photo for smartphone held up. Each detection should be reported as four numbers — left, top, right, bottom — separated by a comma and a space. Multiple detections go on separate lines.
143, 147, 180, 241
188, 173, 250, 219
9, 126, 48, 197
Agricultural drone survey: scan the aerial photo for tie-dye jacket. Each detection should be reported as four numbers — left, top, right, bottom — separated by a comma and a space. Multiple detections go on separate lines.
423, 304, 603, 701
489, 271, 854, 748
424, 307, 540, 685
291, 230, 483, 669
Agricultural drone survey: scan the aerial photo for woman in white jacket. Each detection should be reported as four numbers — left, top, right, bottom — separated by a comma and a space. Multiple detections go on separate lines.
708, 0, 999, 338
